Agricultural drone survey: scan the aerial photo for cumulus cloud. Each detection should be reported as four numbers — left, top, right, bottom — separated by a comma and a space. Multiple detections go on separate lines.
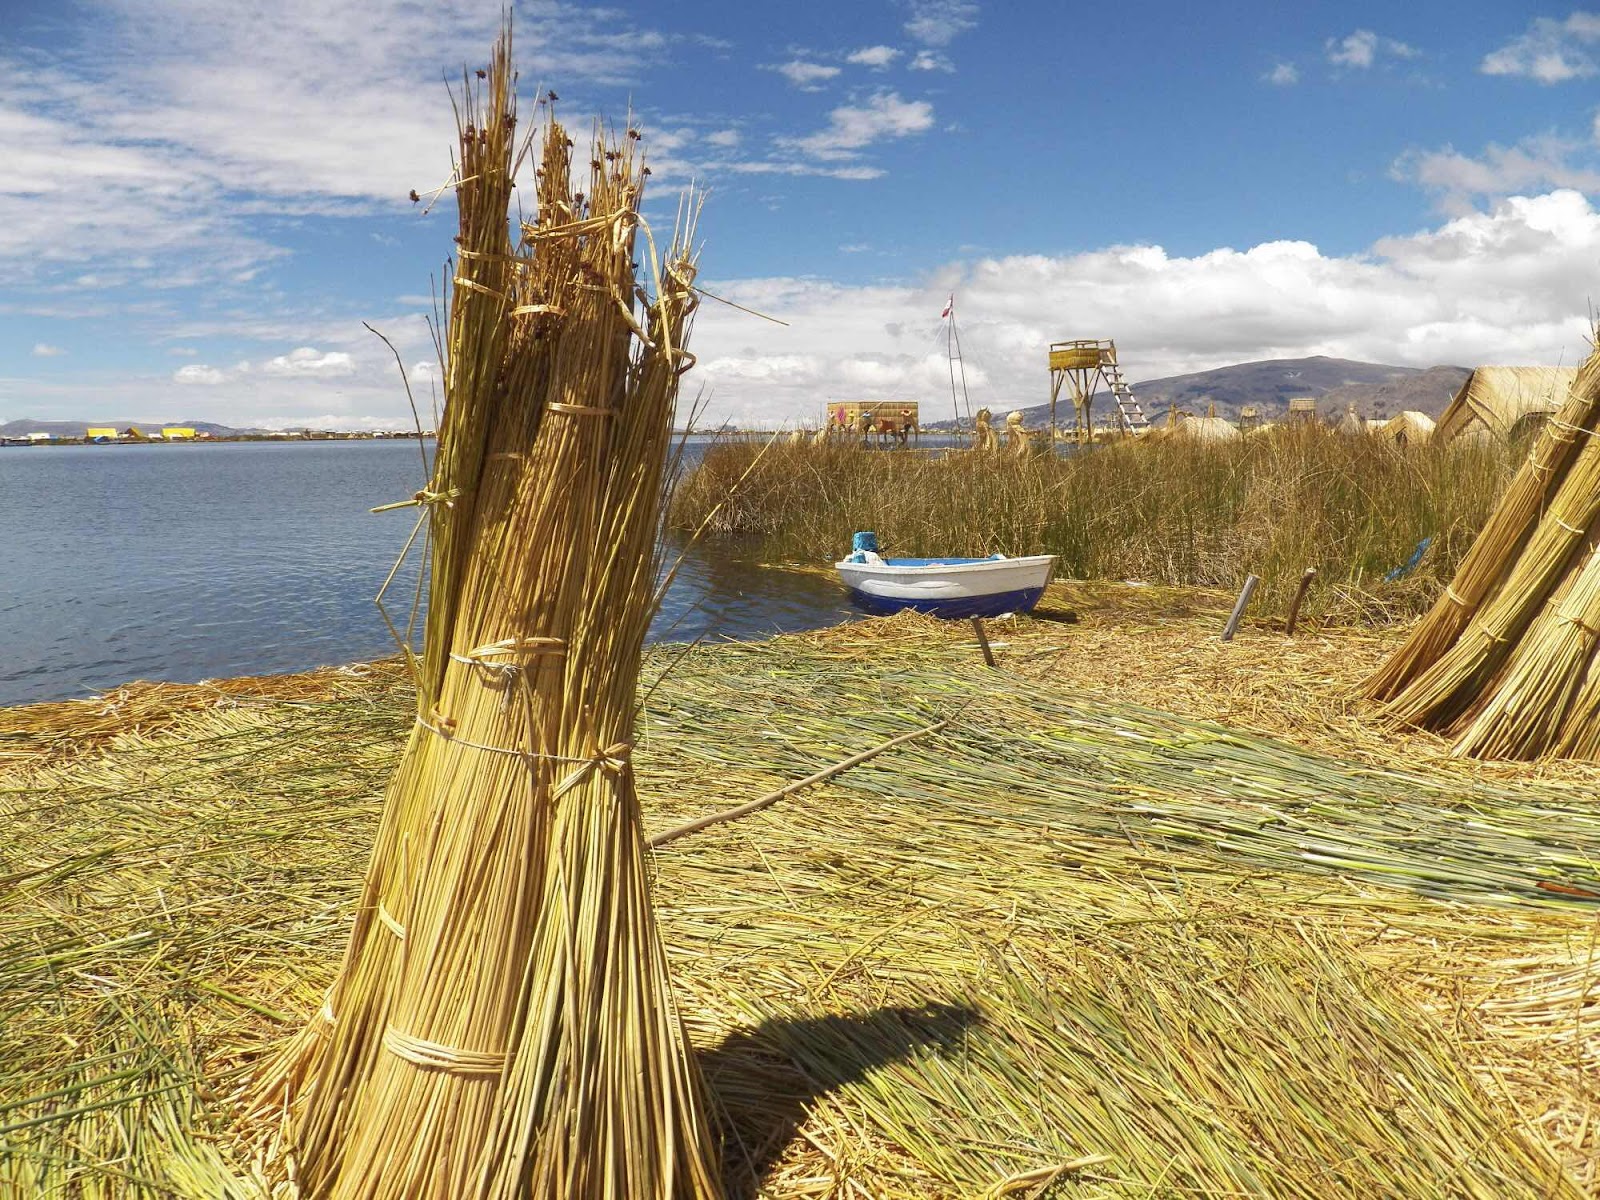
1326, 29, 1419, 70
785, 92, 935, 160
846, 45, 901, 69
1482, 12, 1600, 83
31, 343, 64, 357
686, 190, 1598, 427
908, 50, 953, 72
261, 347, 357, 377
1265, 63, 1299, 85
174, 364, 225, 385
902, 0, 979, 46
704, 128, 741, 148
775, 60, 840, 90
1395, 135, 1600, 212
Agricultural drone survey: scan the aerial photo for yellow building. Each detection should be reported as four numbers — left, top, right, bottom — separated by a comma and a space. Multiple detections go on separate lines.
162, 427, 198, 440
85, 426, 118, 440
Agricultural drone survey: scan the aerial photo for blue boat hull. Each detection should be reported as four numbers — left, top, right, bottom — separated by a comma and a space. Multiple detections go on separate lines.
844, 584, 1048, 619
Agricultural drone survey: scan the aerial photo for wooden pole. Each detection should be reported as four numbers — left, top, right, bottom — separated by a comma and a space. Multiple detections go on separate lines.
970, 616, 997, 667
1220, 574, 1260, 642
648, 718, 951, 848
1285, 568, 1317, 636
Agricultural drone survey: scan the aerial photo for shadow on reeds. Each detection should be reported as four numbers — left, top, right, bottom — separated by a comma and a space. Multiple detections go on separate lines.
701, 1001, 980, 1198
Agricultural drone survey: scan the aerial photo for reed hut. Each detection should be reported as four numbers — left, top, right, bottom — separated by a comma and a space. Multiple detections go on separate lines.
1170, 414, 1240, 442
1434, 366, 1578, 445
1375, 410, 1435, 447
1364, 346, 1600, 760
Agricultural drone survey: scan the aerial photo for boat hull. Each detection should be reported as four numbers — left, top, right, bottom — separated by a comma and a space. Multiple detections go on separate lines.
835, 555, 1056, 619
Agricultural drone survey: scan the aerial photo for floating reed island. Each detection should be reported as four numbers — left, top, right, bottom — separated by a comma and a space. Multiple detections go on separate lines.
6, 22, 1600, 1200
669, 424, 1519, 624
3, 603, 1600, 1197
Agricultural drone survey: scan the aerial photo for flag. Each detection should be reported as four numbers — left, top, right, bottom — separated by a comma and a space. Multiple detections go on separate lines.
940, 295, 953, 319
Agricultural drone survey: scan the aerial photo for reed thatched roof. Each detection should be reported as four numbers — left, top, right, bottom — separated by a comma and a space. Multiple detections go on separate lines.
1376, 410, 1435, 445
1171, 414, 1240, 442
1435, 367, 1578, 444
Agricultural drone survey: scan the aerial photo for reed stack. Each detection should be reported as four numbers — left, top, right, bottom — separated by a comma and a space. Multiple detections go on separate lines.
1366, 343, 1600, 759
251, 26, 720, 1198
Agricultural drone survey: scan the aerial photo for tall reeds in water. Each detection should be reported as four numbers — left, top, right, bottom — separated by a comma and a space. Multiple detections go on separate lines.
671, 424, 1515, 621
252, 29, 721, 1198
1367, 345, 1600, 759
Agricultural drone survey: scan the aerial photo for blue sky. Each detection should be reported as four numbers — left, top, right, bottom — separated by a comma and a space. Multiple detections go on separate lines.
2, 0, 1599, 428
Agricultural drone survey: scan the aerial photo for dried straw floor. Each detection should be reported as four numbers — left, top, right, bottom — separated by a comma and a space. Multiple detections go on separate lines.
3, 582, 1598, 1198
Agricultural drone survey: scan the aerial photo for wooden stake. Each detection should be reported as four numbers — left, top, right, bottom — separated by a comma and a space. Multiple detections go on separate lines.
970, 617, 997, 667
1285, 568, 1317, 636
1221, 574, 1260, 642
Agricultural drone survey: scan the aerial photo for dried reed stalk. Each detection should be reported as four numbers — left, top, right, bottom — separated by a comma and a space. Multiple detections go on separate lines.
1376, 349, 1600, 734
1454, 542, 1600, 758
1365, 349, 1598, 701
252, 26, 721, 1198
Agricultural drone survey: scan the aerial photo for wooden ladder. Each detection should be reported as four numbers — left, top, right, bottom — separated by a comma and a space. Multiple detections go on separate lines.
1101, 357, 1150, 433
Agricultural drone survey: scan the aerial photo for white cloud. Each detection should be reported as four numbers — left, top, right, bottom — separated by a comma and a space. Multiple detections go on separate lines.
1395, 135, 1600, 212
31, 343, 65, 357
704, 128, 741, 148
785, 92, 935, 161
1265, 63, 1299, 86
908, 50, 953, 72
687, 190, 1598, 427
0, 1, 685, 296
1326, 29, 1419, 70
775, 60, 841, 90
261, 347, 357, 377
846, 46, 901, 69
1481, 12, 1600, 83
168, 346, 200, 356
902, 1, 979, 46
725, 161, 886, 180
408, 360, 440, 384
174, 364, 225, 385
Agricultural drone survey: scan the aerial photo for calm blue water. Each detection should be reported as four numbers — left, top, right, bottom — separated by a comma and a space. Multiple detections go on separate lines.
0, 441, 851, 706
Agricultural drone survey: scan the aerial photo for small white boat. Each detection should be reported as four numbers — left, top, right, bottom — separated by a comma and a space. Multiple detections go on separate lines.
835, 535, 1055, 619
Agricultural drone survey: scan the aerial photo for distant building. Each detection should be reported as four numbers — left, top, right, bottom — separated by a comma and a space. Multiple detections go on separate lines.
162, 426, 197, 440
85, 426, 118, 441
1287, 397, 1318, 422
25, 431, 53, 443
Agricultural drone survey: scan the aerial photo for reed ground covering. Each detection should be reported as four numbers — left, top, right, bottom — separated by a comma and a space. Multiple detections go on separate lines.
4, 587, 1599, 1197
670, 428, 1518, 623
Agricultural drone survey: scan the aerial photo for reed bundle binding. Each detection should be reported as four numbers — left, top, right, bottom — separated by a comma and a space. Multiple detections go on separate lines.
1365, 342, 1600, 759
248, 25, 720, 1198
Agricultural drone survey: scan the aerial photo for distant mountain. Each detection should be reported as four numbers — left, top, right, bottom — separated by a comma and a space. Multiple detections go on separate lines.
951, 356, 1472, 429
0, 418, 259, 438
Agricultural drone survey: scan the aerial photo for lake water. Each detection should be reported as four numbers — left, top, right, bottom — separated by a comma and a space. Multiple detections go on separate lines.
0, 440, 853, 707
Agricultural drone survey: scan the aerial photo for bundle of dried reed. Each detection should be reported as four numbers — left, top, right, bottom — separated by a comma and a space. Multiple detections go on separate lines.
1369, 344, 1600, 759
1365, 352, 1598, 701
252, 26, 720, 1199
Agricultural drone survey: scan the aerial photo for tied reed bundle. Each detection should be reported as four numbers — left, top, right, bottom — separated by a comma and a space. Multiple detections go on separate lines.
1365, 351, 1600, 701
252, 27, 721, 1199
1370, 344, 1600, 759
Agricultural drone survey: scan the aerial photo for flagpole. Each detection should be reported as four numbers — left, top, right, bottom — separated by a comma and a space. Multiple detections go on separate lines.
944, 294, 971, 442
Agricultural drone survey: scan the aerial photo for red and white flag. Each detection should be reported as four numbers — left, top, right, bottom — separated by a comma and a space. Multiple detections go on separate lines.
940, 295, 953, 319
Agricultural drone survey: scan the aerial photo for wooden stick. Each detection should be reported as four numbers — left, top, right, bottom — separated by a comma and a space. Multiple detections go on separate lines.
1220, 574, 1260, 642
1285, 568, 1317, 636
970, 617, 997, 668
648, 718, 951, 848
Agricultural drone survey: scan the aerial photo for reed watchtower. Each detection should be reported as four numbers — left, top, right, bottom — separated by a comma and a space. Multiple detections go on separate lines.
1047, 340, 1150, 444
